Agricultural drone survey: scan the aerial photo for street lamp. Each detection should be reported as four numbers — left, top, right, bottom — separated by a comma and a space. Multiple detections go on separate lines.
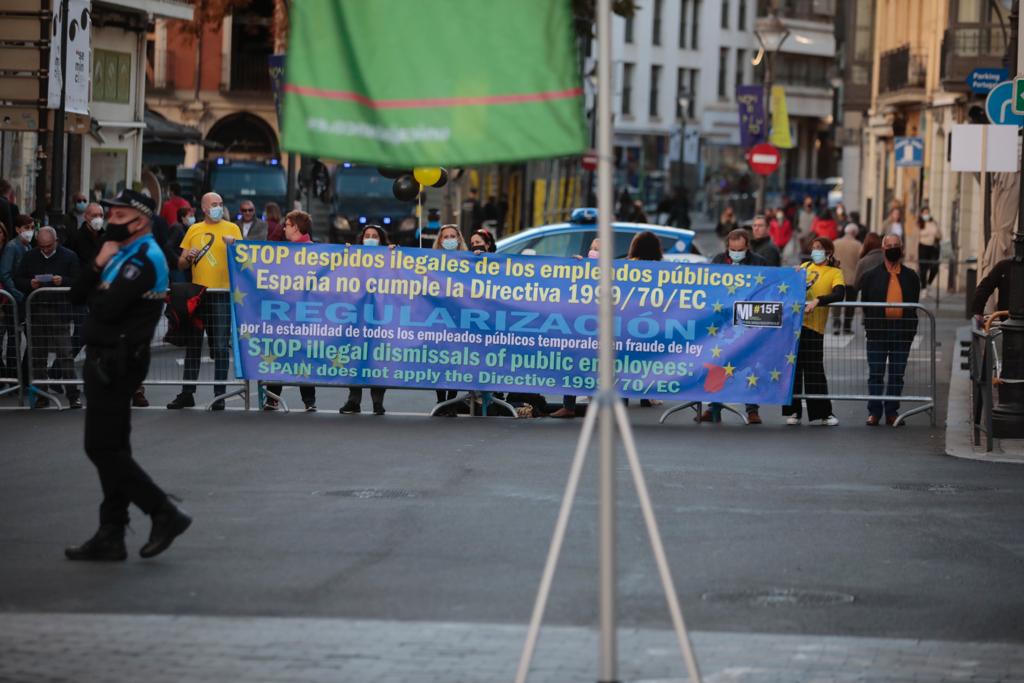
753, 12, 790, 213
676, 94, 690, 189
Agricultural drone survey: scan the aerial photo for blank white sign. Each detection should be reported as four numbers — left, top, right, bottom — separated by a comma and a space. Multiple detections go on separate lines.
950, 124, 1019, 172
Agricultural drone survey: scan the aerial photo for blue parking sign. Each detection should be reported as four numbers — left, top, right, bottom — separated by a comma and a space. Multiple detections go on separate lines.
894, 137, 923, 168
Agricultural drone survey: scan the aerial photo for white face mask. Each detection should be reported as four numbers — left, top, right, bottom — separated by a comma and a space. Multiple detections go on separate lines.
362, 237, 380, 247
89, 217, 104, 231
207, 206, 223, 221
810, 249, 827, 264
588, 250, 600, 259
18, 230, 33, 243
728, 249, 746, 263
921, 213, 930, 221
183, 216, 196, 227
441, 238, 459, 250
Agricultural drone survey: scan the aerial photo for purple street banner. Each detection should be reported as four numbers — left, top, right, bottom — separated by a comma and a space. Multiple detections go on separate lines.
227, 243, 806, 404
736, 84, 766, 149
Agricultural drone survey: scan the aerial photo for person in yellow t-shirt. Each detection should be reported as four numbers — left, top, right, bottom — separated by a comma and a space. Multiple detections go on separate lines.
167, 192, 242, 410
783, 237, 846, 427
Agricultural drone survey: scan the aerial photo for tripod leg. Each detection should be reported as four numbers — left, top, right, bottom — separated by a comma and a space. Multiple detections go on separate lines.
514, 403, 600, 683
612, 400, 704, 683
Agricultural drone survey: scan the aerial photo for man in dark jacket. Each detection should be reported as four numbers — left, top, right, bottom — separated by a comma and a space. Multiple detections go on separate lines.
15, 226, 81, 407
749, 214, 781, 266
859, 234, 921, 426
64, 189, 191, 561
707, 228, 769, 424
971, 256, 1016, 322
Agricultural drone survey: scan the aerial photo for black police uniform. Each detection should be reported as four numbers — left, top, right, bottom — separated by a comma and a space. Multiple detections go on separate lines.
65, 190, 190, 561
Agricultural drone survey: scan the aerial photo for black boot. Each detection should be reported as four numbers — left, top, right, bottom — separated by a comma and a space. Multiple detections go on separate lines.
65, 524, 127, 561
139, 501, 192, 559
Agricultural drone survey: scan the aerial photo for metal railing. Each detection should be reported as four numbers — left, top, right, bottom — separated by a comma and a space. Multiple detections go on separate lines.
0, 290, 23, 405
879, 45, 927, 94
23, 287, 247, 410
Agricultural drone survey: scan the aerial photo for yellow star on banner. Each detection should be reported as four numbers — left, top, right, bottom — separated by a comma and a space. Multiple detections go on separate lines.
727, 284, 738, 295
791, 302, 803, 314
711, 345, 722, 358
754, 274, 766, 285
778, 283, 790, 294
296, 365, 312, 379
712, 301, 724, 313
238, 254, 255, 271
233, 289, 247, 305
238, 327, 252, 340
770, 369, 782, 382
331, 355, 346, 369
260, 353, 278, 364
747, 373, 759, 387
707, 324, 719, 336
723, 363, 736, 377
785, 353, 797, 365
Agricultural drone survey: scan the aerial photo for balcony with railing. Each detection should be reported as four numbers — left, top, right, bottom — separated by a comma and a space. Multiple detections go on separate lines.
879, 45, 926, 96
227, 51, 272, 92
941, 25, 1010, 91
758, 0, 836, 21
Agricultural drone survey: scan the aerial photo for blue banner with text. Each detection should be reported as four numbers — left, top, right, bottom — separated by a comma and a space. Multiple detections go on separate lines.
227, 243, 806, 404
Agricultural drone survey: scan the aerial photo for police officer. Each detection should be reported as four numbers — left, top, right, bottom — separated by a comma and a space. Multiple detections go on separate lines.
65, 189, 192, 561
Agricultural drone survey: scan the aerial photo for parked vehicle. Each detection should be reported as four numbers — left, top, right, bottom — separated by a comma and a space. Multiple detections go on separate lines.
195, 158, 287, 221
495, 207, 706, 262
330, 164, 419, 244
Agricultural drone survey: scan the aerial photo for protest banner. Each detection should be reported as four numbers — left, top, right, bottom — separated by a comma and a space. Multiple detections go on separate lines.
228, 243, 806, 404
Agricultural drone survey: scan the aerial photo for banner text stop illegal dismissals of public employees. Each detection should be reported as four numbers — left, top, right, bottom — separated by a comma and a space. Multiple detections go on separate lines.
228, 243, 806, 404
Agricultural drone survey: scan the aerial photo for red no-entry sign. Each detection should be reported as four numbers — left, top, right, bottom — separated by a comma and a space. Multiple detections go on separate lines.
747, 143, 781, 176
581, 149, 598, 171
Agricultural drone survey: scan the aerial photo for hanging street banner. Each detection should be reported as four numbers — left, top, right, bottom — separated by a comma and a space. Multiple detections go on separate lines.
736, 84, 766, 149
281, 0, 587, 166
47, 0, 91, 115
769, 85, 793, 149
227, 243, 806, 404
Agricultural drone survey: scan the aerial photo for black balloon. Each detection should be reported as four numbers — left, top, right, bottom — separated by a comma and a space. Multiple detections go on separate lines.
392, 175, 419, 202
379, 167, 411, 179
431, 168, 449, 188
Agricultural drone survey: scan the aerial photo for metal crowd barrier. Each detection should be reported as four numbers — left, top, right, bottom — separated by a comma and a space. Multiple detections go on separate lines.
969, 312, 1007, 453
24, 287, 247, 410
797, 301, 936, 426
0, 290, 23, 405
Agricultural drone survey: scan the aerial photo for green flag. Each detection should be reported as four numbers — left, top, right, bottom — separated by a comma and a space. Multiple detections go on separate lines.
282, 0, 587, 166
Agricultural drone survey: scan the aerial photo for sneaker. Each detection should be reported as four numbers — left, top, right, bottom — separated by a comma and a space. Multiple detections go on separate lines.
304, 402, 317, 413
372, 402, 385, 416
210, 400, 225, 411
746, 410, 762, 425
67, 397, 82, 409
263, 398, 279, 411
786, 415, 800, 426
167, 393, 195, 409
820, 415, 839, 426
339, 401, 361, 414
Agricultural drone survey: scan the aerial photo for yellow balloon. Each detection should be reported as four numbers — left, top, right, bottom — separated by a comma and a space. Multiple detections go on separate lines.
413, 167, 442, 186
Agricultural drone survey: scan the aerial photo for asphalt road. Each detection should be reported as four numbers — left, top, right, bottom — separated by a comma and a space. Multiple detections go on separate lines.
2, 360, 1023, 644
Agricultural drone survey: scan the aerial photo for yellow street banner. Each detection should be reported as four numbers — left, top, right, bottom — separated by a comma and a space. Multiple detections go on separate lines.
769, 86, 793, 149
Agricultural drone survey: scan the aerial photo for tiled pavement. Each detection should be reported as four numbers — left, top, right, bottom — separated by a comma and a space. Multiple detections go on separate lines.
1, 612, 1022, 683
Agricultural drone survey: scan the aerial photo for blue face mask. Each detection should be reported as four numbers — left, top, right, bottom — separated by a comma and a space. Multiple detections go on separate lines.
362, 237, 379, 247
207, 206, 223, 221
184, 216, 196, 227
74, 201, 87, 213
728, 249, 746, 263
810, 249, 827, 264
441, 238, 459, 251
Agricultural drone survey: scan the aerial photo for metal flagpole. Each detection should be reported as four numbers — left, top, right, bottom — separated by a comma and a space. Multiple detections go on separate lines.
595, 0, 617, 679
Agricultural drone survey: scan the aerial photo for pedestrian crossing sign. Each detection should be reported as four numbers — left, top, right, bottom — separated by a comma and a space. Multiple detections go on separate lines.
894, 137, 924, 168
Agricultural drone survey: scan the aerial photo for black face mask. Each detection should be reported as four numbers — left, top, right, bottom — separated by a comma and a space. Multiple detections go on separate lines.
884, 247, 902, 262
104, 220, 135, 243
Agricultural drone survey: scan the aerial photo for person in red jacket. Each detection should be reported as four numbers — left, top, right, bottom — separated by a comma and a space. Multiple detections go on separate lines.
159, 183, 191, 227
768, 206, 792, 249
811, 208, 839, 241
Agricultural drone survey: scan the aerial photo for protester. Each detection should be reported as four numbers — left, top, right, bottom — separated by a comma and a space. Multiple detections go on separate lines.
783, 237, 845, 426
0, 221, 12, 382
469, 229, 496, 254
238, 200, 268, 241
811, 208, 839, 241
715, 206, 738, 238
62, 191, 89, 245
1, 214, 34, 304
769, 206, 793, 251
265, 202, 284, 241
15, 226, 81, 408
159, 182, 191, 227
71, 203, 105, 267
797, 196, 816, 237
65, 188, 191, 561
750, 214, 781, 266
167, 192, 241, 410
704, 228, 769, 424
551, 238, 601, 419
971, 256, 1016, 321
859, 234, 920, 426
627, 230, 663, 261
832, 223, 862, 335
166, 206, 195, 284
338, 224, 389, 416
917, 208, 942, 288
853, 232, 884, 289
847, 210, 867, 241
265, 211, 317, 412
433, 224, 467, 415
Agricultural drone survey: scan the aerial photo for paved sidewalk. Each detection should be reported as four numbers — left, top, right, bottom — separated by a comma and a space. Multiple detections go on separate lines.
2, 612, 1023, 683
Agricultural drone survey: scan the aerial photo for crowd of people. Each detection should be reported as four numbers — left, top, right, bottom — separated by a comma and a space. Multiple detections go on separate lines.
0, 179, 932, 428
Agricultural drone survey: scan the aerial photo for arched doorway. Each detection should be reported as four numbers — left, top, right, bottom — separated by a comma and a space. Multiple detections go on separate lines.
205, 112, 278, 159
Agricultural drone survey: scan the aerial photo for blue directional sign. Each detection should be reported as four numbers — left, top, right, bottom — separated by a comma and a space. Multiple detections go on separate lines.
894, 137, 924, 168
967, 67, 1008, 94
985, 81, 1024, 126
